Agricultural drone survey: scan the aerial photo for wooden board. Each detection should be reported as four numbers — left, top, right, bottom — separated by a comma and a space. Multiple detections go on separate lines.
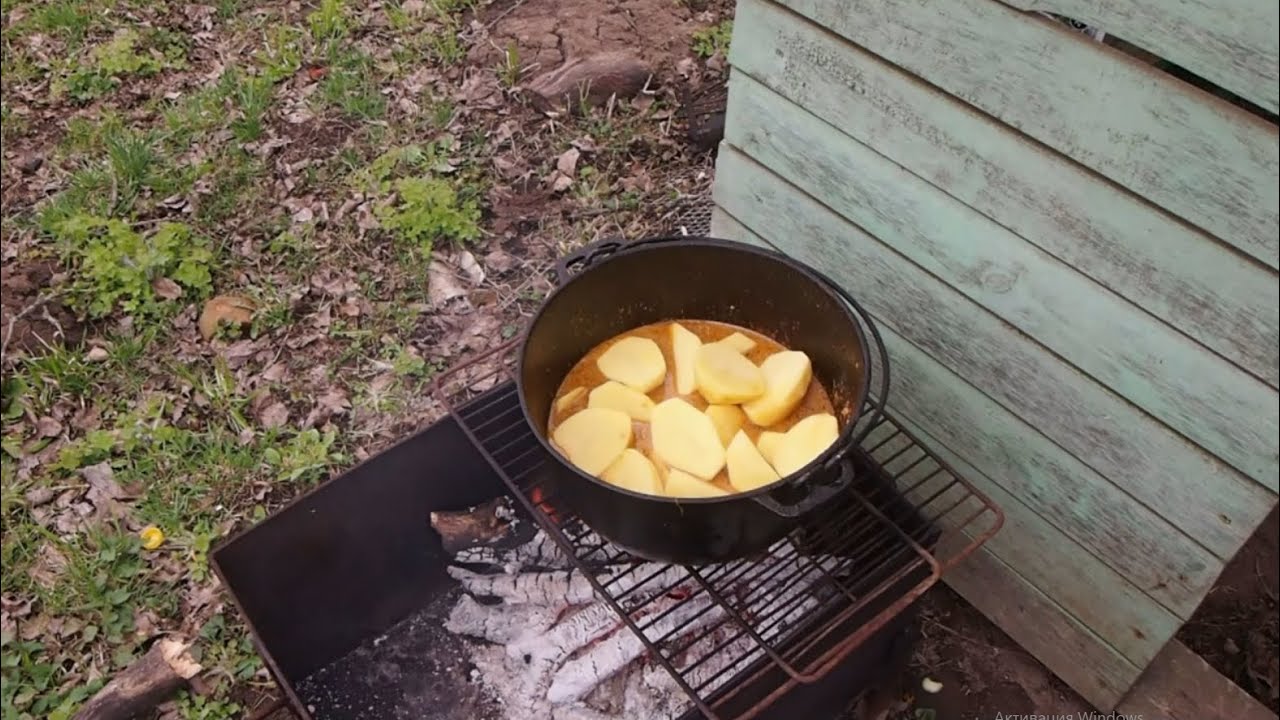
711, 144, 1276, 560
758, 0, 1279, 271
723, 71, 1279, 490
728, 0, 1279, 386
872, 327, 1219, 619
939, 536, 1141, 710
1002, 0, 1280, 113
899, 429, 1181, 667
1117, 640, 1280, 720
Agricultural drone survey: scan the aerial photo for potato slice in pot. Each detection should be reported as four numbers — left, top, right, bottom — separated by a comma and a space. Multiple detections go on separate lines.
601, 449, 662, 495
588, 380, 655, 421
694, 343, 766, 404
771, 413, 839, 476
596, 336, 667, 393
726, 430, 781, 492
665, 468, 730, 498
704, 405, 746, 447
555, 386, 586, 414
742, 351, 813, 426
552, 407, 633, 475
651, 398, 726, 480
669, 322, 702, 395
756, 431, 785, 466
714, 332, 757, 354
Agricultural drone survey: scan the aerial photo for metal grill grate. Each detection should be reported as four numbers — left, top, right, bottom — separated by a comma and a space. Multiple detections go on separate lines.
432, 340, 1002, 720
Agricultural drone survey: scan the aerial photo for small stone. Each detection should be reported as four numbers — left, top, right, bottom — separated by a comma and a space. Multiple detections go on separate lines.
18, 154, 43, 174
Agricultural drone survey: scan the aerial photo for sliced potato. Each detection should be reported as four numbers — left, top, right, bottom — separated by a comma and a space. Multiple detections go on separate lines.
669, 322, 702, 395
650, 398, 726, 480
725, 430, 781, 492
551, 407, 633, 475
665, 468, 730, 498
771, 413, 839, 476
756, 431, 785, 466
715, 331, 757, 354
742, 351, 813, 426
588, 380, 655, 421
555, 386, 586, 413
704, 404, 746, 447
596, 336, 667, 393
601, 449, 662, 495
694, 342, 766, 404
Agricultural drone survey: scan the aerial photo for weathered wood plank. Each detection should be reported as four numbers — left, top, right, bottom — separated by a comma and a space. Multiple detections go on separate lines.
728, 0, 1279, 386
1003, 0, 1279, 113
875, 327, 1219, 619
712, 145, 1276, 560
862, 412, 1182, 662
754, 0, 1280, 271
1117, 640, 1280, 720
723, 72, 1280, 490
940, 537, 1140, 710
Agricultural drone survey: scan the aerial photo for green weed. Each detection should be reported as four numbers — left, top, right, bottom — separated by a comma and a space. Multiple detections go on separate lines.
254, 26, 304, 83
691, 19, 732, 59
227, 72, 274, 143
499, 41, 521, 88
429, 30, 464, 65
375, 176, 480, 257
52, 215, 215, 318
62, 29, 168, 102
263, 428, 341, 484
307, 0, 348, 42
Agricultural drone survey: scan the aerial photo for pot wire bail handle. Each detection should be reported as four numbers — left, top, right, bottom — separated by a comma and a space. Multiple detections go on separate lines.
552, 235, 693, 286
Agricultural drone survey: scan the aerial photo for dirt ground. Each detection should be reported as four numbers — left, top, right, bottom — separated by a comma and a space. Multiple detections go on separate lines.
1179, 506, 1280, 713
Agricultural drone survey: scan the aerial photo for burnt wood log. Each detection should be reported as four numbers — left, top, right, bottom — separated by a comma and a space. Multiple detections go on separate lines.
431, 497, 516, 554
525, 51, 652, 113
71, 638, 201, 720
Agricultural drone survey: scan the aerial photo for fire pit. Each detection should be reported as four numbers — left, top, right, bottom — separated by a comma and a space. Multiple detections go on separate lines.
211, 241, 1003, 720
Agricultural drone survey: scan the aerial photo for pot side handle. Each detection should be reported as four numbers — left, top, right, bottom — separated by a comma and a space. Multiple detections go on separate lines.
751, 460, 856, 518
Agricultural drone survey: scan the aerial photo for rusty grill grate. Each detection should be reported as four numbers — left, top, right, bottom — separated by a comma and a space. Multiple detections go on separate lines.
433, 350, 1001, 718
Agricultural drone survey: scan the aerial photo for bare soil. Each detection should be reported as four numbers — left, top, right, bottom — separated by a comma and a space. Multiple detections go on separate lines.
1179, 505, 1280, 713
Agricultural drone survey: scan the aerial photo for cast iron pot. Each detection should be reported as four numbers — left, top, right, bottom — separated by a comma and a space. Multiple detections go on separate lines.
517, 236, 888, 565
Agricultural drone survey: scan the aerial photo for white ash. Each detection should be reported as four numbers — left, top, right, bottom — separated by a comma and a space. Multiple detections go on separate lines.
445, 530, 844, 720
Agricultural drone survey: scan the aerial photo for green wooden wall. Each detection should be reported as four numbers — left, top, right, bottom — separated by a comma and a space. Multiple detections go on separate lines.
708, 0, 1280, 709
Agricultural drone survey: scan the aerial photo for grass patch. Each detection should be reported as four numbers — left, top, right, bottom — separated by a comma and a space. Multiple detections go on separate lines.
307, 0, 349, 42
318, 47, 385, 120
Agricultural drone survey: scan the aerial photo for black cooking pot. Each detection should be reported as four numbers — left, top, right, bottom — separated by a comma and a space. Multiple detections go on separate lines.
517, 236, 888, 564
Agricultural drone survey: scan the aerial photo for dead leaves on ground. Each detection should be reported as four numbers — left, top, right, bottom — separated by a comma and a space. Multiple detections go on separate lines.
198, 295, 256, 340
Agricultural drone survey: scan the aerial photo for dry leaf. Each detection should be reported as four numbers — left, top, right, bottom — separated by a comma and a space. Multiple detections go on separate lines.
456, 250, 486, 285
427, 260, 469, 306
85, 346, 110, 362
199, 295, 256, 340
552, 174, 573, 193
35, 416, 63, 438
153, 277, 183, 300
259, 402, 290, 429
556, 147, 580, 176
30, 542, 68, 590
